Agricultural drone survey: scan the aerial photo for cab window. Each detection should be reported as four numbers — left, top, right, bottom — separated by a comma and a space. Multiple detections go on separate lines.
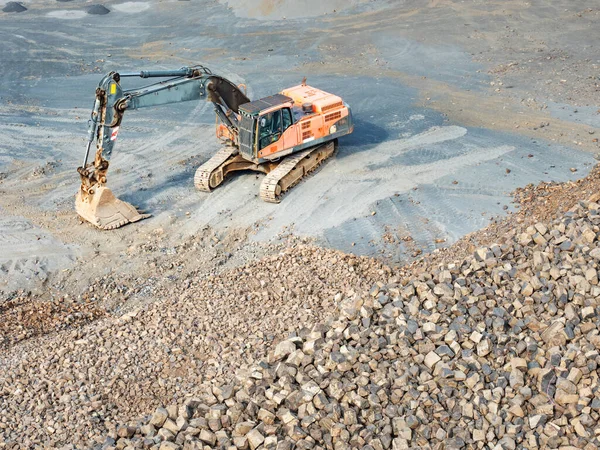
259, 110, 283, 150
282, 108, 292, 131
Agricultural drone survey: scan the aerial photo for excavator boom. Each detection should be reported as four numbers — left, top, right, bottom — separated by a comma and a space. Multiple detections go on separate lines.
76, 65, 249, 230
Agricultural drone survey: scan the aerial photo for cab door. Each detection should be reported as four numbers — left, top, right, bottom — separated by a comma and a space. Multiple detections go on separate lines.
258, 108, 296, 158
281, 107, 296, 149
258, 109, 283, 157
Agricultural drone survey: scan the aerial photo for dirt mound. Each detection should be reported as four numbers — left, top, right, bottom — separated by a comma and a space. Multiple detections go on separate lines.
3, 164, 600, 447
407, 164, 600, 272
512, 165, 600, 224
2, 2, 27, 13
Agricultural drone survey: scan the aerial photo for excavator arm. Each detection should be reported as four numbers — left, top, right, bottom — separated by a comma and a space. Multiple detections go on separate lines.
76, 65, 250, 230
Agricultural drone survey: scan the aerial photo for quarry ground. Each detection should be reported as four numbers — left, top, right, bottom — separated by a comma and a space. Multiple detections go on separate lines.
1, 0, 600, 448
0, 0, 599, 298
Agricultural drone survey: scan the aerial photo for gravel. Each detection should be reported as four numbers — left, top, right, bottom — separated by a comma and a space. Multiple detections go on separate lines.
0, 247, 386, 447
3, 168, 600, 448
99, 193, 600, 450
87, 4, 110, 15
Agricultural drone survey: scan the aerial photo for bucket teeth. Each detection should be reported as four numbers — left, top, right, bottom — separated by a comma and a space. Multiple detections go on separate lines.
75, 186, 150, 230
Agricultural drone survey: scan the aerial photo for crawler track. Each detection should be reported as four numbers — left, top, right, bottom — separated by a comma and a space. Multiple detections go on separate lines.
194, 146, 238, 192
259, 140, 336, 203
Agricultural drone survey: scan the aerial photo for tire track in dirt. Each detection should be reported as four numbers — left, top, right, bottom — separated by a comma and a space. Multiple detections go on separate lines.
0, 214, 78, 294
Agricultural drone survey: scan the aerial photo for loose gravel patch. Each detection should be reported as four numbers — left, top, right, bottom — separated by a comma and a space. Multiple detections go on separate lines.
2, 2, 26, 13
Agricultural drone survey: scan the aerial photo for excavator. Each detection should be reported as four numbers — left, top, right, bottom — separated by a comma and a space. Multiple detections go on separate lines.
76, 64, 354, 230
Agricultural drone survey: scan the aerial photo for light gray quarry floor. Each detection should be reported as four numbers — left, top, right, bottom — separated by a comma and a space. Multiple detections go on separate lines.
0, 0, 598, 293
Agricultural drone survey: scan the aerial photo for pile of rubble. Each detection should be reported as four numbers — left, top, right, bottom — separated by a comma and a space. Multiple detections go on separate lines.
512, 165, 600, 224
0, 294, 104, 349
107, 196, 600, 450
416, 165, 600, 272
0, 247, 386, 448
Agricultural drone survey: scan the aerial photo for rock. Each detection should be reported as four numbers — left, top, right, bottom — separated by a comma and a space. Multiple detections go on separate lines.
424, 351, 441, 369
166, 404, 178, 420
573, 421, 588, 438
498, 436, 516, 450
567, 368, 582, 384
406, 415, 419, 429
581, 306, 595, 319
589, 248, 600, 260
509, 369, 524, 389
157, 428, 175, 442
555, 392, 579, 405
140, 424, 155, 437
162, 418, 179, 435
585, 267, 597, 282
472, 429, 485, 441
532, 233, 547, 245
150, 407, 169, 427
246, 428, 265, 450
2, 2, 27, 12
233, 422, 256, 437
116, 425, 135, 438
534, 223, 548, 235
273, 340, 296, 360
511, 358, 527, 371
435, 345, 455, 357
465, 372, 480, 390
199, 429, 217, 446
521, 282, 534, 296
257, 408, 276, 425
87, 4, 110, 14
541, 321, 565, 346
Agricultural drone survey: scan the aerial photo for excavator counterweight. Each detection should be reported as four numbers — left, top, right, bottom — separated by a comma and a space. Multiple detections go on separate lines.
76, 65, 353, 230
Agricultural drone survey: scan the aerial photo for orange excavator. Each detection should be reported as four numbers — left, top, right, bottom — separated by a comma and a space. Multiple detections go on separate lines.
76, 65, 353, 230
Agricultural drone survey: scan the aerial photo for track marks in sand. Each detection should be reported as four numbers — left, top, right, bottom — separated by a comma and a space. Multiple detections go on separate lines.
0, 214, 78, 294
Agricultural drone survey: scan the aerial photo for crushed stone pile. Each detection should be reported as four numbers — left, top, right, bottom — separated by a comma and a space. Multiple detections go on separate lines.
101, 196, 600, 450
512, 165, 600, 224
0, 248, 386, 448
416, 164, 600, 271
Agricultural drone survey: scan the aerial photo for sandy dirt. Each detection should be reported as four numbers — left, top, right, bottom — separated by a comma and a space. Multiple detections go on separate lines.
0, 0, 598, 300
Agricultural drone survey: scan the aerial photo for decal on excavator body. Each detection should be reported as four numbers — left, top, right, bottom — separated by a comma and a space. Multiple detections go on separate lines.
110, 127, 120, 141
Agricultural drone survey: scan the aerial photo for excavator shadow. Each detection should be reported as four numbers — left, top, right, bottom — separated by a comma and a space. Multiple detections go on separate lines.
116, 167, 250, 213
335, 118, 389, 157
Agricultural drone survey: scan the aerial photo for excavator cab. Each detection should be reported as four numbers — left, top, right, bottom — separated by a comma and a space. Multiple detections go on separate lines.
237, 94, 294, 161
257, 108, 294, 151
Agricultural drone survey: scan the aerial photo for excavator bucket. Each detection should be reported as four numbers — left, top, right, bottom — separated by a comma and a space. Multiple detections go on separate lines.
75, 186, 150, 230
